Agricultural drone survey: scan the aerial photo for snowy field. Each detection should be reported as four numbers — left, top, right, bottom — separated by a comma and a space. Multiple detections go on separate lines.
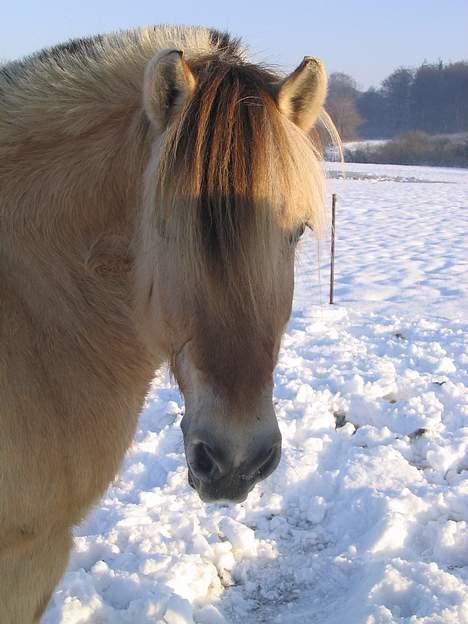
44, 163, 468, 624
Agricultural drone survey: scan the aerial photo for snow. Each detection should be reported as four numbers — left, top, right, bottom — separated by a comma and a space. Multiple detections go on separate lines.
44, 163, 468, 623
343, 140, 388, 152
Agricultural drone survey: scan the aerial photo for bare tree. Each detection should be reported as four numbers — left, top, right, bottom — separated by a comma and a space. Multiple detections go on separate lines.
326, 73, 362, 141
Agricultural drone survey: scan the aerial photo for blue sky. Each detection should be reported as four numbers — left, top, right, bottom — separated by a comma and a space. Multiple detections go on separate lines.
1, 0, 466, 88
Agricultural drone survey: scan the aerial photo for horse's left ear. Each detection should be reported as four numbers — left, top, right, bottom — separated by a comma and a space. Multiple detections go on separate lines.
143, 49, 196, 131
275, 57, 327, 132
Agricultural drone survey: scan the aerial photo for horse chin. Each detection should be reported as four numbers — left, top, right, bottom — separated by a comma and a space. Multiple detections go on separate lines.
187, 469, 250, 505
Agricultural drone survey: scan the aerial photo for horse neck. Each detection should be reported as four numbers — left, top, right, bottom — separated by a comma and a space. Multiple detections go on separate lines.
0, 95, 155, 359
0, 106, 151, 249
0, 104, 158, 399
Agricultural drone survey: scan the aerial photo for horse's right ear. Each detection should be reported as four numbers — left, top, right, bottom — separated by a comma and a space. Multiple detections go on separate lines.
143, 49, 196, 131
275, 57, 327, 132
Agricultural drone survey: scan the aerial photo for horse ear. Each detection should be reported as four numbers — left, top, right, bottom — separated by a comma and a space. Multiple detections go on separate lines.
275, 57, 327, 132
143, 49, 196, 131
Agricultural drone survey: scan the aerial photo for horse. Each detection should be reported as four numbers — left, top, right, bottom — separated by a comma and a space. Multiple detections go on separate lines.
0, 25, 336, 621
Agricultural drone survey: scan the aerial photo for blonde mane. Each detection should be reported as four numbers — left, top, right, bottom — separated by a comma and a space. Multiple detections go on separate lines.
142, 51, 327, 321
0, 27, 225, 141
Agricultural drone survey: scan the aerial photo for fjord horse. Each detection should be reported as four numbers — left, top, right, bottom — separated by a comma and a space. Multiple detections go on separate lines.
0, 25, 332, 621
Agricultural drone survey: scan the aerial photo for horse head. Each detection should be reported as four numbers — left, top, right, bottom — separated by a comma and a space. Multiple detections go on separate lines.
135, 46, 328, 502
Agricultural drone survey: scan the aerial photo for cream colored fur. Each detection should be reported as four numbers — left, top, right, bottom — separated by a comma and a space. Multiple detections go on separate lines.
0, 25, 331, 621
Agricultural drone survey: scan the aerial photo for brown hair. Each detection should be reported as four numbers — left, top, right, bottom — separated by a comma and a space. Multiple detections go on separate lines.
151, 53, 326, 318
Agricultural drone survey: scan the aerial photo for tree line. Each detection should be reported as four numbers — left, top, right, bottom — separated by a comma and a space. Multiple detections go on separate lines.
327, 60, 468, 141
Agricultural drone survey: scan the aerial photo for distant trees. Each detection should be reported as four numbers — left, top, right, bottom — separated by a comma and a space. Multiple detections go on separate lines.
381, 68, 413, 135
409, 62, 468, 134
326, 61, 468, 141
354, 88, 384, 138
326, 73, 362, 140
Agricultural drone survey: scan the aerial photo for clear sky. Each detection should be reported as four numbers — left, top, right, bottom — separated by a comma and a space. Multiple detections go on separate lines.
1, 0, 467, 89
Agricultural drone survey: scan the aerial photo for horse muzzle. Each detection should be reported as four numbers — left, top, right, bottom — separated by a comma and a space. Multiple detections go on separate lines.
186, 435, 281, 503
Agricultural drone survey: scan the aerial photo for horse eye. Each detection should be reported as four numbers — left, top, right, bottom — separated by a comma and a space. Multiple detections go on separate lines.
289, 223, 306, 245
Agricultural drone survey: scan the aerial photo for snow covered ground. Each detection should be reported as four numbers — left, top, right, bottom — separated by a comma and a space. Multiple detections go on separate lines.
44, 163, 468, 624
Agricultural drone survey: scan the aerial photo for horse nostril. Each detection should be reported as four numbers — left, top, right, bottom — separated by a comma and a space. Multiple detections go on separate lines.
189, 442, 224, 483
255, 442, 282, 480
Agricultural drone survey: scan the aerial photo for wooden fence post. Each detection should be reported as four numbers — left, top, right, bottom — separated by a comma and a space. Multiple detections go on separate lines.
330, 193, 336, 304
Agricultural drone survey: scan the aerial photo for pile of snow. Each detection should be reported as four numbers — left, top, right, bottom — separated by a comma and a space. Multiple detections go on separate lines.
44, 163, 468, 623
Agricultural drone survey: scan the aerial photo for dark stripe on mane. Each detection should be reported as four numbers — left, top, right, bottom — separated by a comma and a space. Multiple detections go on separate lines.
0, 33, 107, 87
158, 55, 282, 271
208, 29, 243, 59
36, 34, 106, 64
1, 28, 242, 89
